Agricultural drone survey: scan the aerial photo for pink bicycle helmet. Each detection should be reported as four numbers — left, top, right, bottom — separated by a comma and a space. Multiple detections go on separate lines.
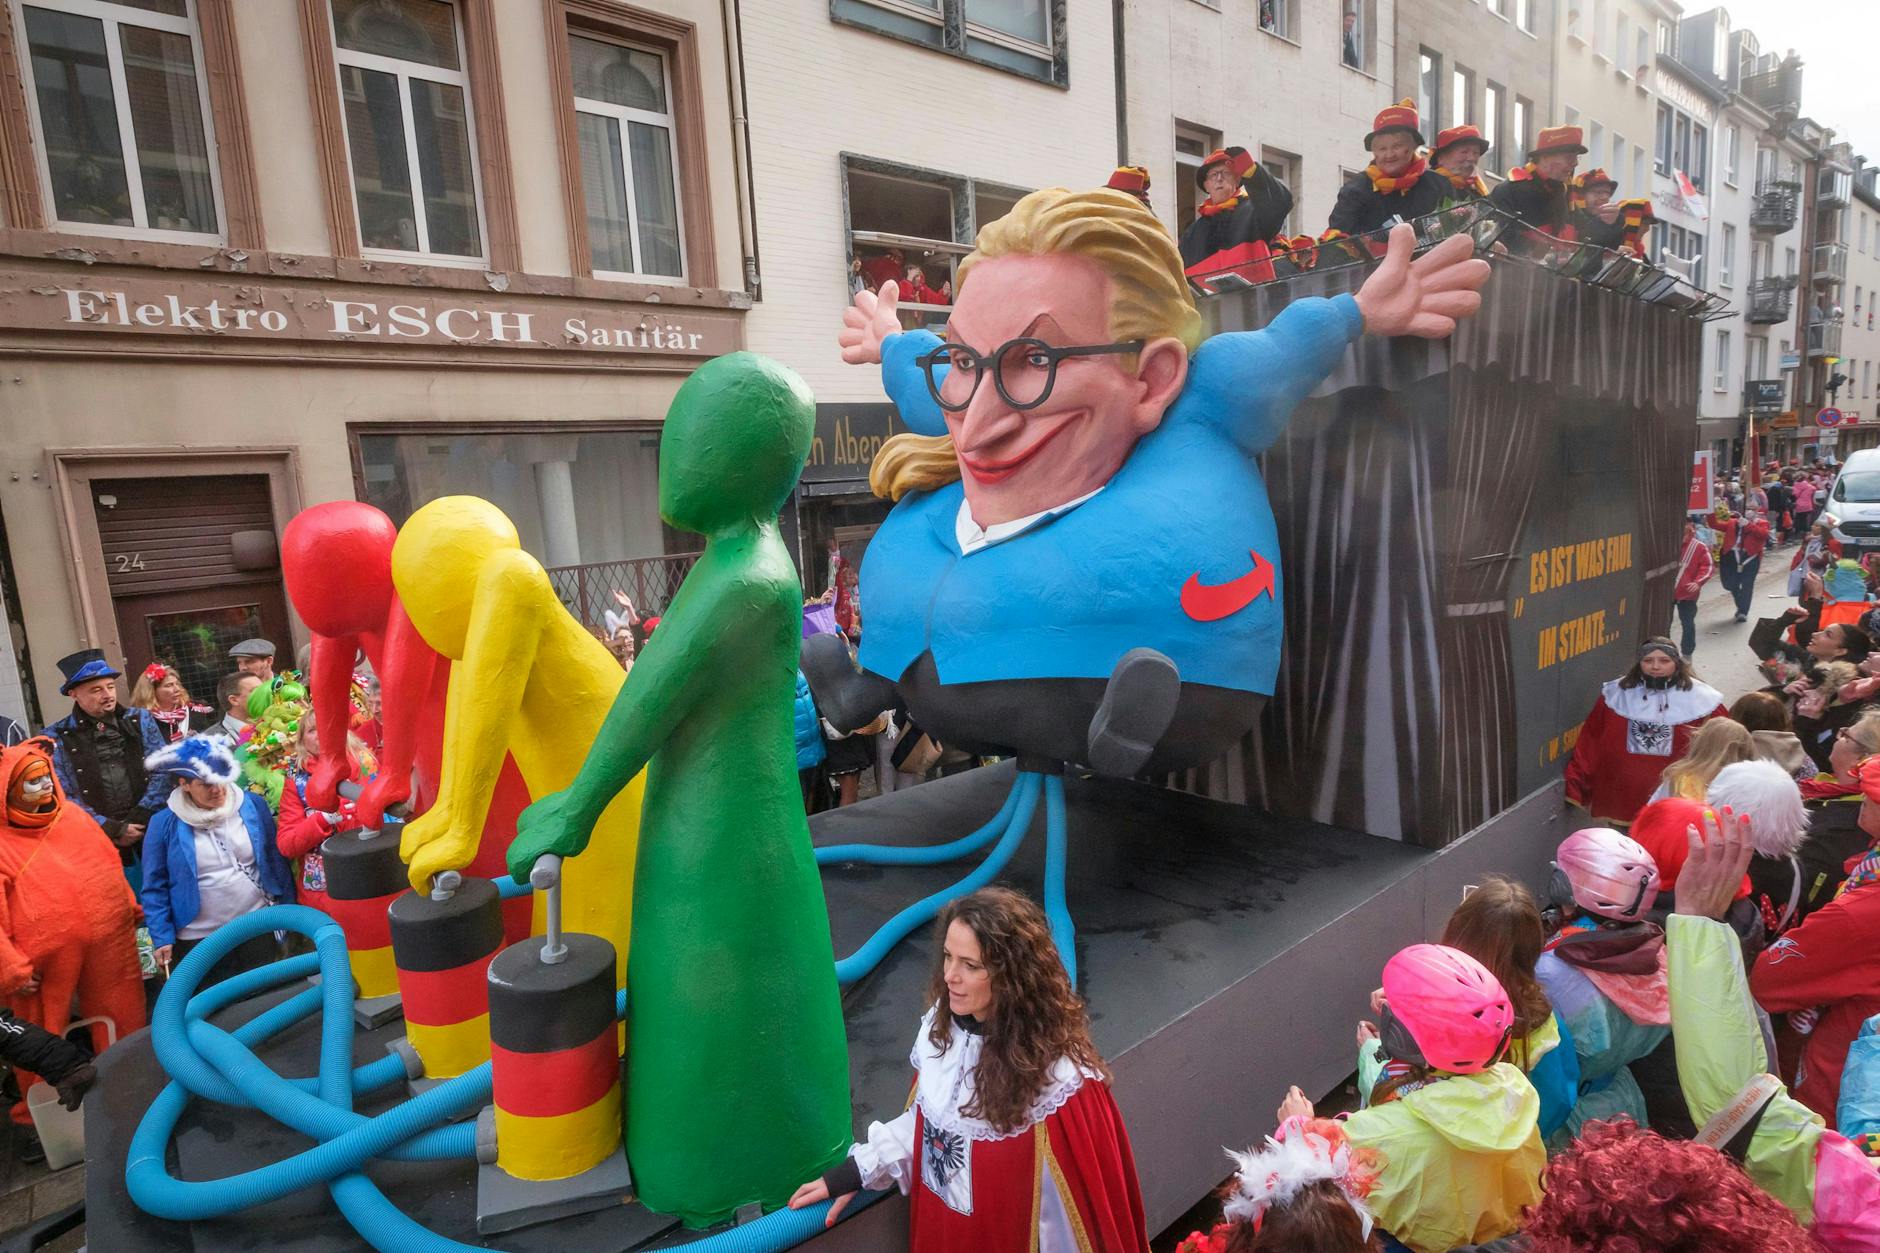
1379, 944, 1515, 1075
1554, 827, 1661, 922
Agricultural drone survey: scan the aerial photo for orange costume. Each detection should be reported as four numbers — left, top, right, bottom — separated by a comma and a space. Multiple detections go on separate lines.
0, 738, 145, 1123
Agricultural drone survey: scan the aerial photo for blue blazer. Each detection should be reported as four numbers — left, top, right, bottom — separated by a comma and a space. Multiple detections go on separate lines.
140, 792, 294, 949
860, 294, 1363, 695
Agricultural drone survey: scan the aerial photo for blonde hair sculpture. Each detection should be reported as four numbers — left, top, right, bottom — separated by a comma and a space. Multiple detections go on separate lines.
870, 187, 1200, 501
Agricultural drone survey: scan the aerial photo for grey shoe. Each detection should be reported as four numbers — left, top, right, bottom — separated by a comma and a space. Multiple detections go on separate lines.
1085, 648, 1181, 777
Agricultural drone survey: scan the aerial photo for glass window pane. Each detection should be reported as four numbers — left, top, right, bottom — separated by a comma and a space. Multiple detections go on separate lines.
340, 63, 418, 250
626, 121, 681, 277
578, 111, 633, 273
409, 78, 480, 256
965, 0, 1047, 44
120, 24, 216, 233
332, 0, 460, 69
569, 34, 665, 112
114, 0, 190, 15
147, 604, 263, 712
24, 7, 133, 226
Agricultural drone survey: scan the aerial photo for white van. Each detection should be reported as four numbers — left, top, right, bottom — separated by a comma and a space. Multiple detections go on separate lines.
1828, 448, 1880, 555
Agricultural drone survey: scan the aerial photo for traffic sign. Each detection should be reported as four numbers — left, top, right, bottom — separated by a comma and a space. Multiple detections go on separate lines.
1819, 407, 1845, 427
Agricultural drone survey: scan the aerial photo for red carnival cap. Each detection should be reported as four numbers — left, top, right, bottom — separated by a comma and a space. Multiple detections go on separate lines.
1431, 125, 1488, 160
1529, 125, 1589, 159
1627, 798, 1751, 897
1576, 167, 1619, 191
1105, 165, 1151, 199
1365, 99, 1424, 149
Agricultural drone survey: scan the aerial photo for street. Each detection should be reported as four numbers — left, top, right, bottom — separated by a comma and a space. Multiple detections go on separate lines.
1682, 545, 1800, 702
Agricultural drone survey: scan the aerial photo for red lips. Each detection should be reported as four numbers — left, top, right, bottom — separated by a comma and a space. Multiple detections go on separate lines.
957, 411, 1084, 484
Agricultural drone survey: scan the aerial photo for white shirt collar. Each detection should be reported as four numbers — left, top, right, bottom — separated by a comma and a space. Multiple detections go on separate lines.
954, 486, 1104, 556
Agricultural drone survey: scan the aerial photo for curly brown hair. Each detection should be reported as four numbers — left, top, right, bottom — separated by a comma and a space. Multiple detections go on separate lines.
1522, 1118, 1817, 1252
925, 886, 1109, 1133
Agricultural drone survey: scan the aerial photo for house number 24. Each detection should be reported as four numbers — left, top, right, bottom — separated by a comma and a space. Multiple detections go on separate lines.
113, 553, 146, 572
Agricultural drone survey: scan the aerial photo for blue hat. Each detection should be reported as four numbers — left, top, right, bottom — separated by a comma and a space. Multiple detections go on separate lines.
57, 648, 120, 695
145, 735, 243, 787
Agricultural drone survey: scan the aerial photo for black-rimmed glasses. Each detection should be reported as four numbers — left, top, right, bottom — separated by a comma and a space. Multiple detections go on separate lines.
916, 337, 1145, 412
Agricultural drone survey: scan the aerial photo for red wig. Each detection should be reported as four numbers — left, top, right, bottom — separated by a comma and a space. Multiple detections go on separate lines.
1523, 1119, 1818, 1252
1627, 798, 1750, 898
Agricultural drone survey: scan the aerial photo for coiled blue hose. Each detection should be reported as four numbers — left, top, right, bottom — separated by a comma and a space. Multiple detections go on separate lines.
126, 894, 883, 1252
1041, 775, 1075, 985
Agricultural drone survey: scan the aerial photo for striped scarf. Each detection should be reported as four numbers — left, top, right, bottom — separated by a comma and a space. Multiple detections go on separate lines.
1366, 158, 1429, 194
1838, 846, 1880, 899
1196, 189, 1247, 218
1438, 167, 1487, 196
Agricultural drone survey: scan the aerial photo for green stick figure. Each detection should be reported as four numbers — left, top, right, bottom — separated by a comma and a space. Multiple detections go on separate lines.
507, 353, 851, 1226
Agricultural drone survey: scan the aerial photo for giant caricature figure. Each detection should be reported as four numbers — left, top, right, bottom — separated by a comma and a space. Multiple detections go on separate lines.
391, 498, 643, 988
812, 191, 1489, 974
507, 354, 850, 1228
282, 502, 535, 940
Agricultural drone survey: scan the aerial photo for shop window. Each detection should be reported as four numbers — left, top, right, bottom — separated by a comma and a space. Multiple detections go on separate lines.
353, 427, 697, 599
17, 0, 221, 239
330, 0, 484, 260
569, 33, 683, 280
831, 0, 1062, 84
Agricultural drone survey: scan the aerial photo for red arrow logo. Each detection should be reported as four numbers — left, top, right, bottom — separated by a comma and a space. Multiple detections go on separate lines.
1180, 550, 1275, 622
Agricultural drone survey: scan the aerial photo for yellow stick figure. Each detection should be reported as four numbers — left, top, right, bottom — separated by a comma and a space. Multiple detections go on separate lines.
392, 496, 641, 988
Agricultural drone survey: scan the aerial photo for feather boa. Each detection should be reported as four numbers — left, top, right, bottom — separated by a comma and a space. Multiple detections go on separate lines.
1218, 1116, 1378, 1237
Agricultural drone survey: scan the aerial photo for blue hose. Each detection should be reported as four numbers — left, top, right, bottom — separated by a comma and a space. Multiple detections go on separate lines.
832, 772, 1042, 985
1041, 775, 1075, 985
815, 776, 1025, 866
496, 875, 535, 899
127, 889, 889, 1252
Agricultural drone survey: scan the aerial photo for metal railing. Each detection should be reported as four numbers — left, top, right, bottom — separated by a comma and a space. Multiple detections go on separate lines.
1746, 277, 1794, 324
1807, 318, 1843, 358
546, 552, 701, 635
1750, 181, 1799, 234
1814, 241, 1849, 283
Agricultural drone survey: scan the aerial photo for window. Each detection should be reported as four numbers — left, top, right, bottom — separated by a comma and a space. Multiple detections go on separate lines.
1512, 97, 1531, 166
1713, 11, 1729, 78
1655, 103, 1673, 174
1786, 245, 1797, 277
1483, 83, 1501, 169
1516, 0, 1533, 33
16, 0, 221, 239
1610, 133, 1623, 182
1487, 0, 1505, 15
1635, 27, 1648, 76
1655, 19, 1671, 54
1258, 0, 1299, 40
1592, 0, 1608, 57
845, 162, 978, 324
1567, 3, 1581, 41
1723, 126, 1739, 185
1174, 121, 1222, 228
1588, 121, 1604, 171
1340, 0, 1375, 73
833, 0, 1061, 82
1714, 329, 1730, 391
1564, 105, 1579, 128
567, 34, 684, 281
1861, 213, 1870, 254
1691, 122, 1708, 191
330, 0, 484, 260
1260, 146, 1301, 235
1418, 50, 1442, 128
1616, 14, 1631, 74
1673, 113, 1692, 183
1721, 223, 1735, 286
1748, 336, 1768, 381
1450, 67, 1473, 129
1633, 144, 1644, 195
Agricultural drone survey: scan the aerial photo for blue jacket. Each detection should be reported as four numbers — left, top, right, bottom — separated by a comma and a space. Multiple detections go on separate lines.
140, 791, 294, 949
794, 671, 827, 770
47, 705, 171, 832
860, 294, 1364, 694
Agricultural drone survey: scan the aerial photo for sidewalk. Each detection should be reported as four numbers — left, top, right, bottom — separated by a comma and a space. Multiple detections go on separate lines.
1683, 545, 1800, 704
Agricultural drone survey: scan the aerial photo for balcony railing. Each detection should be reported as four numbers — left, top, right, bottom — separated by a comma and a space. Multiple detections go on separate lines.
1741, 61, 1802, 118
1750, 181, 1799, 234
1807, 318, 1843, 359
1815, 241, 1849, 283
1747, 277, 1795, 324
546, 552, 701, 636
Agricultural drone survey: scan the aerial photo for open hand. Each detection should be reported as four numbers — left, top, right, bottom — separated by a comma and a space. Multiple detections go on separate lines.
1354, 225, 1491, 339
506, 788, 598, 884
1673, 804, 1753, 921
788, 1177, 856, 1228
1277, 1084, 1314, 1123
1356, 1021, 1379, 1048
838, 281, 901, 365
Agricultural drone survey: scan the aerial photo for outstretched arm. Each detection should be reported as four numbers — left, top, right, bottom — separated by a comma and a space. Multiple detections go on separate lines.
402, 552, 545, 891
352, 601, 435, 827
506, 562, 740, 879
838, 281, 949, 437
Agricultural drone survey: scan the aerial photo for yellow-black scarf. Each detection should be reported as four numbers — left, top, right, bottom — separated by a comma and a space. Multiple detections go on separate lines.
1366, 157, 1429, 194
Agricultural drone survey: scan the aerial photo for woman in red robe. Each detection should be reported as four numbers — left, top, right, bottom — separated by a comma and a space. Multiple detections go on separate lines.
1564, 639, 1727, 827
790, 886, 1150, 1251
